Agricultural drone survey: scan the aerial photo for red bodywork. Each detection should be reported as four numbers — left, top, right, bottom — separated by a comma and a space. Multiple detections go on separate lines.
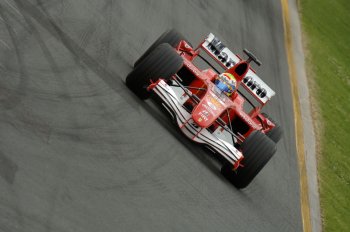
170, 40, 277, 141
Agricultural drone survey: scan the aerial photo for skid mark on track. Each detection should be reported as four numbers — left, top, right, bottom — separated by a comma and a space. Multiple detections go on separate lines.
36, 0, 104, 101
93, 151, 177, 191
0, 39, 11, 49
3, 0, 134, 144
97, 0, 113, 67
40, 162, 69, 232
0, 3, 29, 110
12, 0, 131, 102
1, 3, 90, 231
34, 0, 124, 140
89, 98, 224, 190
0, 151, 18, 184
3, 0, 20, 15
19, 7, 70, 101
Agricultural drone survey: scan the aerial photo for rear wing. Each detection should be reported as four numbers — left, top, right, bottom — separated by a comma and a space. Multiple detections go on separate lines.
199, 33, 275, 105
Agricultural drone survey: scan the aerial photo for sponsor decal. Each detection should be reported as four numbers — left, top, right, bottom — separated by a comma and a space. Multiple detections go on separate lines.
199, 111, 209, 121
184, 60, 202, 78
210, 96, 223, 108
237, 111, 258, 129
207, 101, 217, 110
202, 110, 209, 117
203, 104, 215, 114
210, 92, 225, 104
203, 33, 274, 102
242, 76, 267, 98
206, 37, 236, 68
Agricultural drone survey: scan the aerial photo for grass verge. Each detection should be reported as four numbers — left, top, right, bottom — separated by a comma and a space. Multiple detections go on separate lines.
299, 0, 350, 231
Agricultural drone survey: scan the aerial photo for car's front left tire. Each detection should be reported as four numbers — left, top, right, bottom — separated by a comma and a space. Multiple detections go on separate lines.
221, 130, 276, 188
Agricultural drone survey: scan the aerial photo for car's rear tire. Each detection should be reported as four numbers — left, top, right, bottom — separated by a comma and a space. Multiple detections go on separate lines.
134, 29, 190, 67
262, 113, 283, 143
126, 43, 183, 100
221, 130, 276, 189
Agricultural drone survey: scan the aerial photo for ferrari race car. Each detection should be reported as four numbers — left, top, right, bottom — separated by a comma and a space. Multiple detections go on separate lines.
126, 29, 283, 188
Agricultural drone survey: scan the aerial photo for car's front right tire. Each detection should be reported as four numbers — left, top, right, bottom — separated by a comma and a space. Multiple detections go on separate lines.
126, 43, 183, 100
134, 29, 190, 67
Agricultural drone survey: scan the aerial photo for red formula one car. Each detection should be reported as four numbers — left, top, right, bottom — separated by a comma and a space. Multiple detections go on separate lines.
126, 30, 282, 188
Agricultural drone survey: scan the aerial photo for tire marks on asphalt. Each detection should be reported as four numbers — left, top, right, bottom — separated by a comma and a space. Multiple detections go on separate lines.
12, 0, 129, 100
0, 3, 28, 110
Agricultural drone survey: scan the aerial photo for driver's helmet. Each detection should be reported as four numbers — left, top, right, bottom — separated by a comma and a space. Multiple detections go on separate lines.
214, 73, 237, 96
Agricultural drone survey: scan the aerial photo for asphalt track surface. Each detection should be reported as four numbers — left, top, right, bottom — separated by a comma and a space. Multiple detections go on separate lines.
0, 0, 302, 231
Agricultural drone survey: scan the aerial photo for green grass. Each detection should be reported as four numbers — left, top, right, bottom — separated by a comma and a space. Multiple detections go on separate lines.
299, 0, 350, 231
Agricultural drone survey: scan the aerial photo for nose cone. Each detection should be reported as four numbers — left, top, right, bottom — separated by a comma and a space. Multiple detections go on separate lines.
192, 93, 226, 128
192, 105, 213, 128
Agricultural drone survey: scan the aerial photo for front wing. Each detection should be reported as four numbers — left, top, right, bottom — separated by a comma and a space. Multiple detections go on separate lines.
151, 80, 243, 165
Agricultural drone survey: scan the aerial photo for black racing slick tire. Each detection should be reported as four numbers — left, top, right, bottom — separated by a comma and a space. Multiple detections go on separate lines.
126, 43, 183, 100
134, 29, 190, 67
221, 131, 276, 189
262, 113, 283, 143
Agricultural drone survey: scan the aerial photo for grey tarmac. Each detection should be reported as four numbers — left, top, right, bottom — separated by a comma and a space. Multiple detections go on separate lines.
0, 0, 302, 231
